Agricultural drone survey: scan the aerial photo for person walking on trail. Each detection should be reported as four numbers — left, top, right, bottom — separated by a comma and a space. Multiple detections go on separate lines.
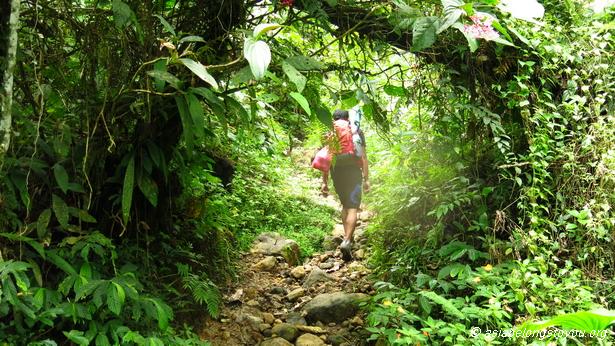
321, 109, 370, 261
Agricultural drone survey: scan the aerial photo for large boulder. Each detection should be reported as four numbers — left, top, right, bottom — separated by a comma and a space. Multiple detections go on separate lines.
303, 292, 369, 324
251, 232, 300, 265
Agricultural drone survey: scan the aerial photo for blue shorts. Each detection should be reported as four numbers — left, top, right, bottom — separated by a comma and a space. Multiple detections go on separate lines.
331, 164, 362, 209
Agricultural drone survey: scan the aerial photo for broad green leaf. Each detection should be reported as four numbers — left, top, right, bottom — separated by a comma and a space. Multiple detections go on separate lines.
153, 14, 176, 36
418, 291, 465, 319
37, 209, 52, 239
77, 209, 97, 223
179, 58, 218, 89
96, 334, 111, 346
179, 35, 205, 43
383, 85, 406, 96
52, 194, 69, 228
285, 56, 324, 71
146, 70, 182, 90
282, 61, 307, 93
79, 262, 92, 280
47, 251, 77, 275
107, 282, 125, 315
152, 59, 168, 91
63, 330, 89, 346
145, 337, 165, 346
150, 298, 171, 331
314, 104, 332, 129
186, 93, 205, 140
27, 259, 43, 287
121, 155, 135, 225
243, 38, 271, 80
53, 164, 69, 194
289, 92, 311, 115
412, 16, 438, 51
253, 23, 282, 38
438, 0, 464, 34
138, 174, 159, 207
224, 96, 250, 123
231, 65, 255, 85
112, 0, 134, 29
175, 96, 194, 149
521, 310, 615, 332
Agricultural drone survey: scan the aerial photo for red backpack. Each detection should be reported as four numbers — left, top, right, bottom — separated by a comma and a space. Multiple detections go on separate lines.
332, 119, 362, 167
333, 119, 355, 154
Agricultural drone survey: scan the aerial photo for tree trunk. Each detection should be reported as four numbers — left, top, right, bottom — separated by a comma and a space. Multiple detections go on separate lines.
0, 0, 21, 157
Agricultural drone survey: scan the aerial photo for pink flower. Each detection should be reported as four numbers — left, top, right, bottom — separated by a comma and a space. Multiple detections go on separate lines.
463, 14, 500, 41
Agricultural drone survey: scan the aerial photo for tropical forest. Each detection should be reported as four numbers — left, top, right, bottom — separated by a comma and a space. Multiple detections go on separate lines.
0, 0, 614, 345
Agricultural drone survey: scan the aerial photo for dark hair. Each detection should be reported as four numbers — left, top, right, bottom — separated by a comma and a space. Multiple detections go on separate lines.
333, 109, 349, 120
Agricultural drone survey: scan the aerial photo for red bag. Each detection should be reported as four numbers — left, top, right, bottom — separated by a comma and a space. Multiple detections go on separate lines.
311, 147, 332, 172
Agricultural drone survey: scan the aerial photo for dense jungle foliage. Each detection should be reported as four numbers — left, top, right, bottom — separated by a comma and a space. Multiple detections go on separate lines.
0, 0, 614, 345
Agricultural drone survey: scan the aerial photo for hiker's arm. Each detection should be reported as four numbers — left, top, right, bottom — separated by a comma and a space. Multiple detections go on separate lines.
362, 150, 370, 192
321, 170, 329, 196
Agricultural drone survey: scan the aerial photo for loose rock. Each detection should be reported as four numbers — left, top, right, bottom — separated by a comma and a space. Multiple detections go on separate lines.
260, 337, 293, 346
296, 333, 326, 346
302, 267, 333, 288
254, 256, 277, 272
286, 287, 305, 301
290, 266, 306, 279
303, 292, 369, 324
271, 323, 299, 342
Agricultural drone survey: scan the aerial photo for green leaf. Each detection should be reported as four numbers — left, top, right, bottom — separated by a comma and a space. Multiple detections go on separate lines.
289, 92, 311, 115
63, 330, 89, 346
47, 251, 77, 275
418, 291, 465, 320
438, 0, 464, 34
243, 38, 271, 80
37, 209, 52, 239
282, 61, 307, 93
176, 96, 194, 149
153, 14, 176, 36
52, 194, 69, 228
314, 104, 332, 129
107, 282, 125, 315
52, 164, 70, 194
96, 334, 111, 346
138, 174, 159, 207
150, 298, 171, 331
186, 93, 205, 140
412, 17, 438, 51
179, 58, 218, 89
179, 35, 205, 43
224, 96, 250, 123
231, 65, 255, 85
112, 0, 134, 29
253, 23, 282, 38
521, 310, 615, 333
146, 70, 182, 90
285, 56, 324, 71
383, 85, 406, 96
122, 156, 135, 225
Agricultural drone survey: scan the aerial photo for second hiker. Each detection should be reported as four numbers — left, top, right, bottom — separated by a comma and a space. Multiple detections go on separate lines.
321, 108, 370, 261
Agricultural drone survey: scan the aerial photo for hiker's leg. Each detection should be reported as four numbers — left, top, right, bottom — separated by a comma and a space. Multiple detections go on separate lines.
342, 207, 358, 241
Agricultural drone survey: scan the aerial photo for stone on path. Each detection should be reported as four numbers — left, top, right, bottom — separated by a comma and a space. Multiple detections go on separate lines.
286, 287, 305, 301
260, 337, 293, 346
302, 267, 332, 288
253, 256, 277, 271
303, 292, 369, 324
251, 232, 301, 265
322, 235, 343, 251
290, 266, 306, 279
271, 323, 299, 342
296, 333, 326, 346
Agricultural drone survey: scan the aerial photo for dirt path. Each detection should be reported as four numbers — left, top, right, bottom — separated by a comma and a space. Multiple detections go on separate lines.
200, 191, 376, 346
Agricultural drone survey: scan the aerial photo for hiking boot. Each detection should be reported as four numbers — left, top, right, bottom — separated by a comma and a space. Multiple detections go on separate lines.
340, 239, 353, 262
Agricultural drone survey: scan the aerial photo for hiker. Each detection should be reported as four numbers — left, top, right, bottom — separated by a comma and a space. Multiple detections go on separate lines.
321, 109, 369, 261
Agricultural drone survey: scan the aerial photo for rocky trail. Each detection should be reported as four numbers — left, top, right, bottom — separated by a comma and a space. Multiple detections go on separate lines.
200, 198, 376, 346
